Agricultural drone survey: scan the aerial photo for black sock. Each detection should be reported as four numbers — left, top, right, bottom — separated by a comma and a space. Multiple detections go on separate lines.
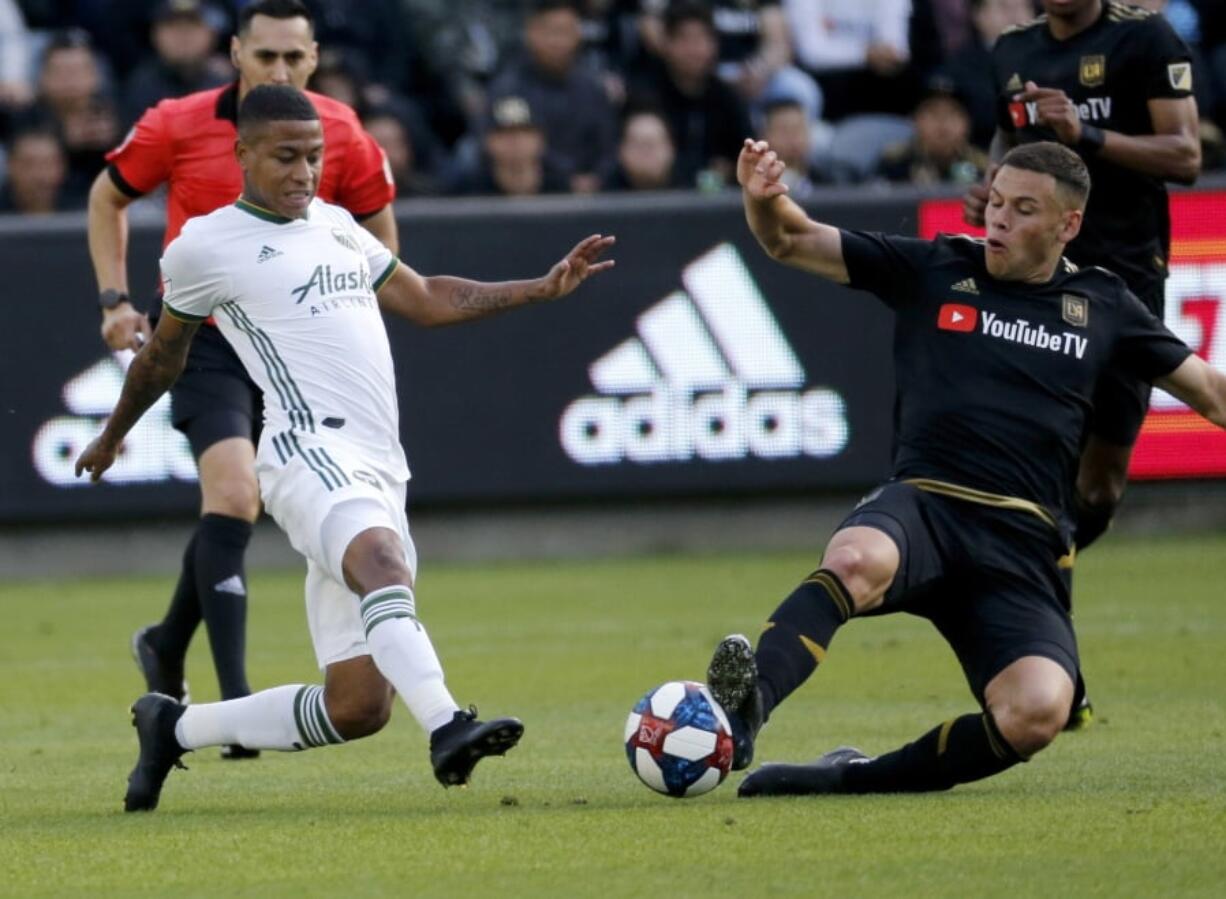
151, 528, 203, 661
755, 569, 853, 718
1073, 495, 1114, 551
196, 513, 253, 700
841, 712, 1025, 793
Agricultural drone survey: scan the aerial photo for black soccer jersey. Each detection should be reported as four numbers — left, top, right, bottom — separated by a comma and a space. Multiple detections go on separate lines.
992, 2, 1194, 305
841, 230, 1192, 534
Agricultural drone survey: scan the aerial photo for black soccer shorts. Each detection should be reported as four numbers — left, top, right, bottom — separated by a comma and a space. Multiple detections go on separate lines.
837, 481, 1083, 708
170, 323, 264, 460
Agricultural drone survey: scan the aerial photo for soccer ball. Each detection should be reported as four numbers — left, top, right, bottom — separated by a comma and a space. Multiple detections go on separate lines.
624, 680, 734, 798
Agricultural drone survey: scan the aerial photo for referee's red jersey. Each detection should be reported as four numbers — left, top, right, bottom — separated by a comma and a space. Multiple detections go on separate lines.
106, 82, 394, 248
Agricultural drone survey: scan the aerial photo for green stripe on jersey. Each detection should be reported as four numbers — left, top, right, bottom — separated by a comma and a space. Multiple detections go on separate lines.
162, 303, 209, 323
372, 258, 399, 292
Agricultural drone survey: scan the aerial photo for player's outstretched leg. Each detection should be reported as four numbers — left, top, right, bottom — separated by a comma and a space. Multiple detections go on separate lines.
125, 693, 189, 812
737, 747, 869, 797
429, 706, 525, 788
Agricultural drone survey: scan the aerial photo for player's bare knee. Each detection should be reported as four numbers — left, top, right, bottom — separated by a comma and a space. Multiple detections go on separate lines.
325, 684, 393, 740
820, 540, 895, 611
990, 692, 1069, 757
343, 528, 413, 595
203, 475, 261, 521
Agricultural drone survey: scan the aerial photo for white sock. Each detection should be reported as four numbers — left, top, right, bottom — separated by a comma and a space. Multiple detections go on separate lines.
360, 586, 460, 733
174, 684, 343, 751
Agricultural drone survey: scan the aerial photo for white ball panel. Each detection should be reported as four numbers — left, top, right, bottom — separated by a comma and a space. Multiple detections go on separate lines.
663, 725, 717, 762
649, 681, 686, 718
684, 766, 722, 797
624, 711, 642, 744
634, 748, 667, 794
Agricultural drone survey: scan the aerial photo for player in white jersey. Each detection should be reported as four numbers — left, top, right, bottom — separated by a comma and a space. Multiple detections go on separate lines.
76, 84, 616, 812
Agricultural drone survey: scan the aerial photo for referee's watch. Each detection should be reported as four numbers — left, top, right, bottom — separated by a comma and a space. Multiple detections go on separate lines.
99, 288, 130, 311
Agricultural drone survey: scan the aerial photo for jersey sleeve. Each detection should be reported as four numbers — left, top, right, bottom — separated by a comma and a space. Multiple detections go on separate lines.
1111, 287, 1193, 382
1137, 15, 1195, 101
839, 230, 934, 308
349, 213, 398, 291
335, 124, 396, 219
105, 102, 172, 197
159, 230, 228, 322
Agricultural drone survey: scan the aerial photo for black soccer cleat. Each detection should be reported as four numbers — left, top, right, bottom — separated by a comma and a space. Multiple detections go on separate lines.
429, 706, 524, 788
124, 692, 189, 812
219, 744, 260, 761
131, 625, 189, 704
706, 634, 765, 770
737, 746, 870, 798
1064, 694, 1094, 732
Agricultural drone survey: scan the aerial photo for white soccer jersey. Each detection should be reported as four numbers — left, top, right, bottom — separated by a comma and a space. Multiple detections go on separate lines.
160, 197, 408, 480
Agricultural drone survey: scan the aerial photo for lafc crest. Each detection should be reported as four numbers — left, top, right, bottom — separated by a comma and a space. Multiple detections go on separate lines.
1062, 294, 1089, 328
1079, 55, 1106, 87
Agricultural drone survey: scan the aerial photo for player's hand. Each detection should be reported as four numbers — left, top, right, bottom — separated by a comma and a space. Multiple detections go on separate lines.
74, 434, 120, 483
538, 234, 617, 300
1015, 82, 1082, 145
737, 139, 789, 201
101, 303, 152, 351
962, 164, 998, 227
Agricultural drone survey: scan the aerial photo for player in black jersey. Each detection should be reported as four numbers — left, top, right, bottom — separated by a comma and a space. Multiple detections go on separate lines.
964, 0, 1201, 729
704, 138, 1226, 796
964, 0, 1201, 560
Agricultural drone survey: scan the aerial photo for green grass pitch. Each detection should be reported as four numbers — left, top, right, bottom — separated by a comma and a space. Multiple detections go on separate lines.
2, 533, 1224, 897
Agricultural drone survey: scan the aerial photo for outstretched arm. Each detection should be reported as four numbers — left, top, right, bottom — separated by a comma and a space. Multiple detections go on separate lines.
376, 234, 616, 326
739, 139, 848, 282
1157, 355, 1226, 428
75, 314, 200, 482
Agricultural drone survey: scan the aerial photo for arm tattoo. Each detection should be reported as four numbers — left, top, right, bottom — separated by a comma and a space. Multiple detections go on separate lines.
103, 324, 197, 443
450, 284, 516, 315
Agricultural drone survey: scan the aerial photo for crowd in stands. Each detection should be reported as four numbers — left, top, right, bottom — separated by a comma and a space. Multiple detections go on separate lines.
1, 0, 1225, 214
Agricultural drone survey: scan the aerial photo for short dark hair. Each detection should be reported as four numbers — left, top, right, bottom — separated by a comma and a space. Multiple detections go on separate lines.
238, 0, 313, 36
237, 84, 319, 138
529, 0, 579, 18
1000, 141, 1091, 208
664, 1, 715, 37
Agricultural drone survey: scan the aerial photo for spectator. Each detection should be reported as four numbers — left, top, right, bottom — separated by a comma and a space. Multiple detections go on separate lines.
761, 98, 823, 198
452, 94, 570, 196
0, 129, 71, 213
363, 108, 442, 196
640, 0, 823, 125
784, 0, 919, 121
603, 107, 681, 189
940, 0, 1037, 149
121, 0, 229, 127
629, 2, 753, 188
876, 77, 986, 185
488, 0, 618, 193
25, 31, 121, 204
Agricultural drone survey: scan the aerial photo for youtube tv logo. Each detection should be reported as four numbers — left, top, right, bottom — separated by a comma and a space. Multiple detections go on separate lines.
938, 303, 978, 332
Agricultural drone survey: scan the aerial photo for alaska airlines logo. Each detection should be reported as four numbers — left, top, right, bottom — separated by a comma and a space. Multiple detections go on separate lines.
559, 244, 849, 465
939, 304, 1089, 359
33, 353, 196, 486
291, 264, 372, 304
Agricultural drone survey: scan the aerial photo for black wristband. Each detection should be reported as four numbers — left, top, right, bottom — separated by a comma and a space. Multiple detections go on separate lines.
1077, 124, 1106, 155
99, 289, 130, 311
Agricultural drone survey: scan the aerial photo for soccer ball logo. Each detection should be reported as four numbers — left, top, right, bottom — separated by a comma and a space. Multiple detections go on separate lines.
624, 680, 734, 797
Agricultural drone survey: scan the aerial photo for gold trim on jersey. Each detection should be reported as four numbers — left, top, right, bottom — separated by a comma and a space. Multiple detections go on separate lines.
903, 478, 1059, 531
1107, 2, 1152, 22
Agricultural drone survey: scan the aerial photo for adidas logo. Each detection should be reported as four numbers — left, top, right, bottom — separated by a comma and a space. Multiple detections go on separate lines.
951, 277, 979, 295
1006, 73, 1024, 93
214, 575, 246, 596
559, 243, 849, 465
257, 245, 283, 263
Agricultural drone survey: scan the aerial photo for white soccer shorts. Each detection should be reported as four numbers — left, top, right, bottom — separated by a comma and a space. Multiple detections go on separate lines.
257, 438, 418, 669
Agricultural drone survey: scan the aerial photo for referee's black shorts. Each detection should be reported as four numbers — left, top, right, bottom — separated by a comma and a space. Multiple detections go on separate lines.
170, 323, 263, 460
838, 482, 1084, 711
1087, 281, 1165, 447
